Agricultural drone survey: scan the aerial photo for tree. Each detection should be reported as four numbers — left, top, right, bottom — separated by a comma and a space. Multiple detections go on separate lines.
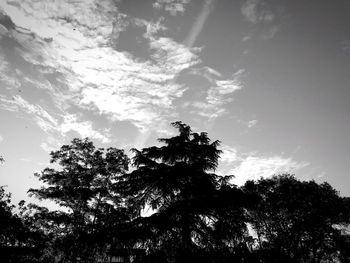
29, 138, 130, 263
0, 186, 18, 247
119, 122, 250, 262
0, 187, 45, 263
243, 174, 350, 262
21, 123, 350, 262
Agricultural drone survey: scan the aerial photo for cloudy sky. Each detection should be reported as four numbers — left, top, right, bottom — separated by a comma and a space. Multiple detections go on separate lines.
1, 0, 350, 203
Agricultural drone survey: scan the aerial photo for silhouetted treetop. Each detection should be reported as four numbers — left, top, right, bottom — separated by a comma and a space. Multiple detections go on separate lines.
243, 174, 350, 262
131, 121, 221, 171
4, 122, 349, 263
115, 121, 252, 263
28, 138, 130, 263
120, 122, 223, 211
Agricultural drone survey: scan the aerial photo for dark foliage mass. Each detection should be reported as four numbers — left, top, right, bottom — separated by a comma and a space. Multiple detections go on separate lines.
1, 122, 350, 263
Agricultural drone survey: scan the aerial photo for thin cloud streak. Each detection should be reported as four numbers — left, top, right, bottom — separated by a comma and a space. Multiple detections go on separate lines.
184, 0, 215, 47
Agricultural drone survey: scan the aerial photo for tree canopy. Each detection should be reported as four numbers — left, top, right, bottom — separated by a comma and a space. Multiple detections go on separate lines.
117, 122, 251, 262
28, 138, 130, 263
2, 122, 350, 263
243, 175, 350, 262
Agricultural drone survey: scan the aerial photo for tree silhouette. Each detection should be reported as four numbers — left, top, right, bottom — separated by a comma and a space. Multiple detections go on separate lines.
243, 174, 350, 262
118, 122, 250, 262
13, 122, 350, 263
0, 187, 45, 263
0, 186, 18, 247
29, 138, 130, 263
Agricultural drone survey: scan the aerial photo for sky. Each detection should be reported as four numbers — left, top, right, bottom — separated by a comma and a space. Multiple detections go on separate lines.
0, 0, 350, 204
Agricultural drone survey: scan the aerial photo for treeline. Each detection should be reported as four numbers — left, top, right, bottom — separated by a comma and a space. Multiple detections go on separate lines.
1, 122, 350, 263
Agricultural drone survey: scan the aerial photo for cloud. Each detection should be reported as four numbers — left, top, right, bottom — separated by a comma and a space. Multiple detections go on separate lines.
180, 68, 245, 121
191, 68, 245, 119
261, 24, 280, 40
241, 0, 274, 24
149, 37, 202, 73
241, 0, 281, 40
19, 157, 32, 162
0, 53, 21, 90
60, 114, 111, 143
143, 17, 167, 39
219, 144, 239, 164
0, 95, 59, 133
0, 134, 3, 143
40, 136, 61, 153
153, 0, 191, 16
76, 35, 201, 130
232, 155, 309, 185
0, 95, 110, 147
188, 66, 222, 81
247, 119, 258, 128
0, 24, 8, 36
0, 0, 203, 133
341, 40, 350, 53
0, 95, 68, 153
1, 0, 119, 43
184, 0, 215, 47
242, 35, 251, 42
218, 144, 309, 186
207, 78, 243, 104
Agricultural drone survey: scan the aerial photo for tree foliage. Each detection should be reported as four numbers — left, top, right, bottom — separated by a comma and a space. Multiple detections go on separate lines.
28, 138, 130, 262
0, 187, 19, 247
118, 122, 252, 262
2, 122, 350, 263
0, 187, 45, 262
243, 175, 350, 262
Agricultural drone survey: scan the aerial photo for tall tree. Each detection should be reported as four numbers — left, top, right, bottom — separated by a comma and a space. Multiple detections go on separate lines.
29, 138, 130, 263
243, 174, 350, 262
119, 122, 249, 262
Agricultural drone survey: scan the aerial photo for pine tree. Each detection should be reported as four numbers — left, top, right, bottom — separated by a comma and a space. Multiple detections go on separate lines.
119, 122, 248, 262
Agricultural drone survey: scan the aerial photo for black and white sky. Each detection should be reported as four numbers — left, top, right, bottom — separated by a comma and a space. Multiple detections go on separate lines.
1, 0, 350, 203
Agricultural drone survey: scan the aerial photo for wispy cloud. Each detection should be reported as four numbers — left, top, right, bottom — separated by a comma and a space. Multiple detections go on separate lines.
241, 0, 281, 40
247, 119, 258, 128
218, 144, 309, 186
189, 66, 222, 81
219, 144, 239, 164
184, 0, 215, 47
60, 114, 111, 143
0, 0, 246, 153
261, 24, 280, 40
0, 95, 58, 133
232, 155, 309, 185
341, 39, 350, 53
189, 68, 245, 119
0, 0, 203, 134
0, 95, 110, 148
153, 0, 191, 16
40, 136, 61, 153
241, 0, 274, 24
